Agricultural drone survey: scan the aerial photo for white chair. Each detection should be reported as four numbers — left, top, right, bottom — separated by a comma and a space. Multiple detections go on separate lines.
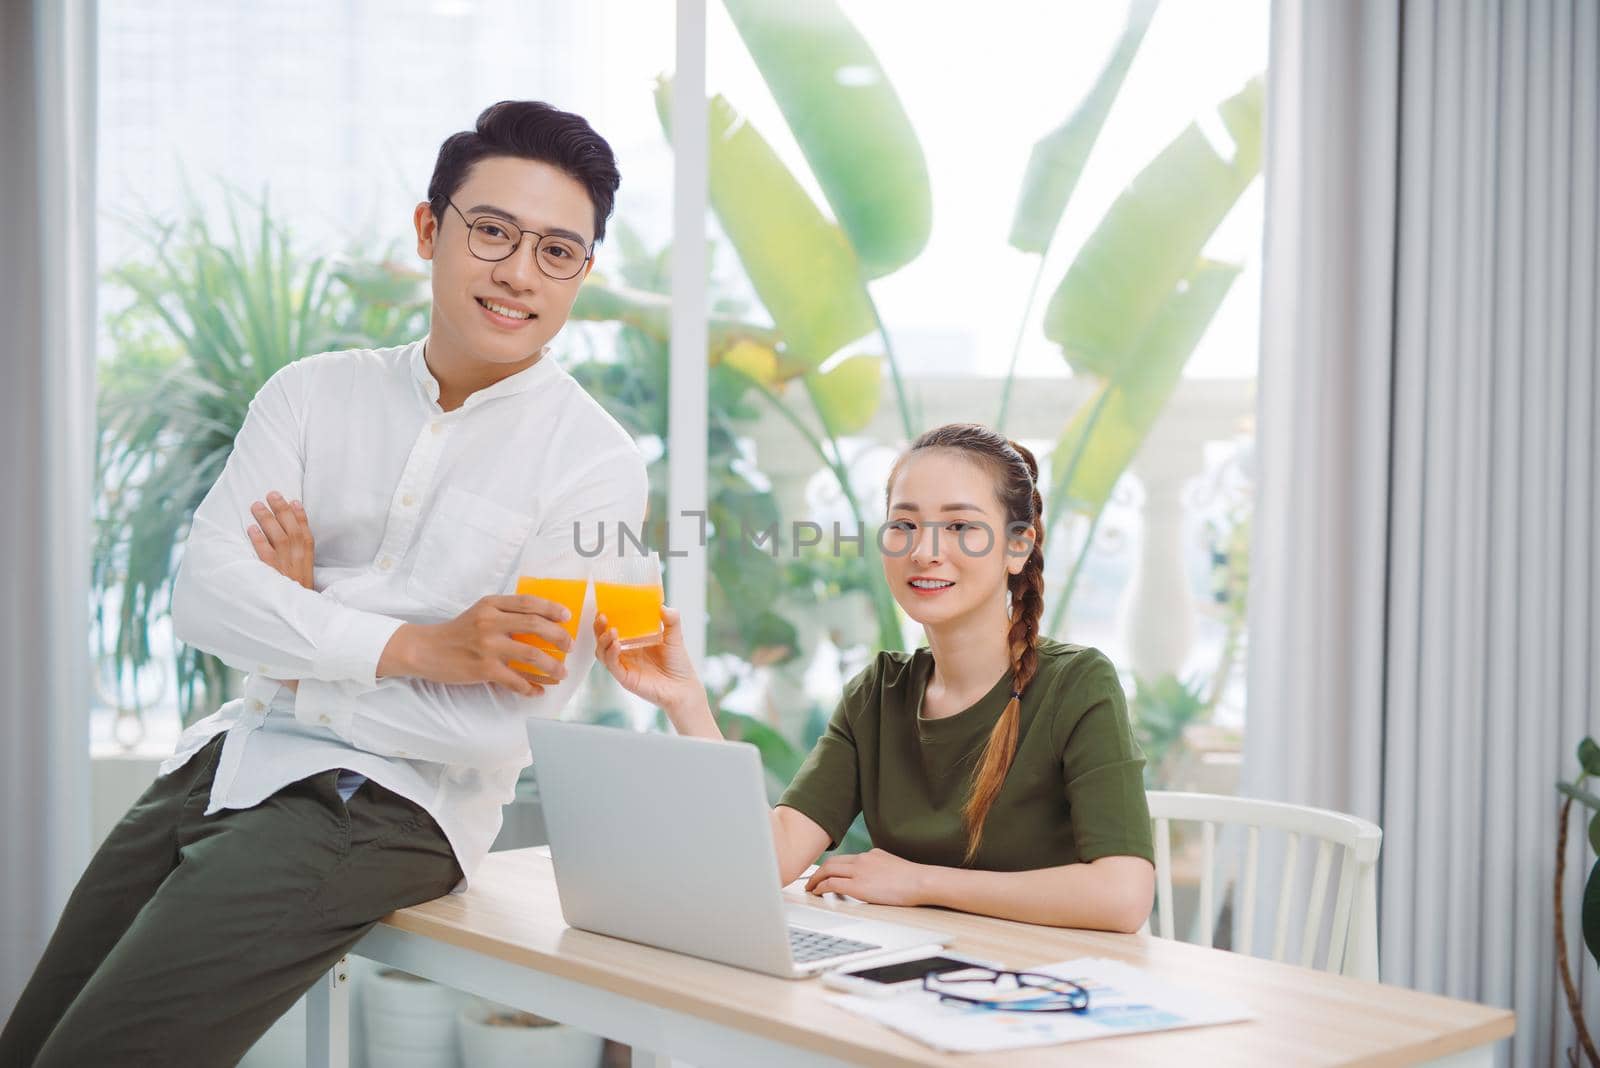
1144, 791, 1382, 981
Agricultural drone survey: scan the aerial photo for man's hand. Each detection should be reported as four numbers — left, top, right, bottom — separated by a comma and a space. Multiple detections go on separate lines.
246, 490, 315, 692
247, 491, 314, 590
245, 492, 569, 699
379, 595, 574, 698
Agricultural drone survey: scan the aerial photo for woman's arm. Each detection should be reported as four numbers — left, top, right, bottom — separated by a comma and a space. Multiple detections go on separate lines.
771, 805, 833, 887
806, 850, 1154, 933
919, 855, 1154, 932
592, 617, 832, 882
594, 615, 835, 884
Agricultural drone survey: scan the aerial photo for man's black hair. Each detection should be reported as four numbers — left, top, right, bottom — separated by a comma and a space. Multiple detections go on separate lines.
426, 100, 620, 244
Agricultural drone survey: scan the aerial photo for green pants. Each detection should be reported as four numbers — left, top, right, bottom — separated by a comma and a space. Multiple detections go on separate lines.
0, 734, 463, 1067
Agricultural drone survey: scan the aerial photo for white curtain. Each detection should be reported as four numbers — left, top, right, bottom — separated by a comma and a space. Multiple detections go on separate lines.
1246, 0, 1398, 829
1250, 1, 1600, 1065
0, 0, 97, 1017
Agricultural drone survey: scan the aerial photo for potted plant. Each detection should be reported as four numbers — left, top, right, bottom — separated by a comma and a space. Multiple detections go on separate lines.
1555, 737, 1600, 1066
456, 998, 602, 1068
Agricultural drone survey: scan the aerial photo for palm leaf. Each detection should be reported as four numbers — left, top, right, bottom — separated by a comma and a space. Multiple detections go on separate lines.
96, 194, 352, 722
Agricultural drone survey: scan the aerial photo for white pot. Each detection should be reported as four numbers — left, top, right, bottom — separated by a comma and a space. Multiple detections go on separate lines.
362, 968, 461, 1068
456, 998, 603, 1068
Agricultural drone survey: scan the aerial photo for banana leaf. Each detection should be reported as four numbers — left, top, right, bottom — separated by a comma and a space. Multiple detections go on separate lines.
1043, 75, 1264, 378
716, 708, 806, 786
655, 80, 876, 370
718, 339, 782, 388
570, 276, 780, 358
1051, 259, 1240, 513
806, 354, 882, 436
1010, 0, 1159, 253
721, 0, 930, 278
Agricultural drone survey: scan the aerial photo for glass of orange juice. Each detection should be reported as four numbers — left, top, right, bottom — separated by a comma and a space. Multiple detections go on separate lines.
510, 573, 590, 682
593, 548, 664, 649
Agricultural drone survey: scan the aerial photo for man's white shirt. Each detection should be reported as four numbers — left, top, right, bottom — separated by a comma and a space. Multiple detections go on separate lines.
161, 338, 647, 887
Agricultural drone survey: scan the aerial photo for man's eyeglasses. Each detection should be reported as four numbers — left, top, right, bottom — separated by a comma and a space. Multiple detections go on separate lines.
443, 198, 592, 281
922, 966, 1090, 1013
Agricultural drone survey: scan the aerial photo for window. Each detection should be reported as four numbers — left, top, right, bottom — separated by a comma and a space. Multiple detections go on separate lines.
93, 1, 1265, 804
694, 0, 1266, 798
92, 0, 675, 751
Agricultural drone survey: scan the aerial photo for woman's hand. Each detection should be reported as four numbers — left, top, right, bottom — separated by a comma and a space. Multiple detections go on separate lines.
594, 605, 701, 708
247, 491, 314, 590
804, 848, 930, 907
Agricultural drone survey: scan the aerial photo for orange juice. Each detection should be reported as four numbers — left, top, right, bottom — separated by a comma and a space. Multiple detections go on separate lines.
511, 576, 588, 679
593, 581, 664, 648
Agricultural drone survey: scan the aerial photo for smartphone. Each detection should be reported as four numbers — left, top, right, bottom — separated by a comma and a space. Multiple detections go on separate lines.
820, 949, 997, 998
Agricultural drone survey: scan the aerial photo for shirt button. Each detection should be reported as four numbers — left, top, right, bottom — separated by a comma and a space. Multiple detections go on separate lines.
379, 557, 395, 571
317, 714, 332, 725
246, 699, 263, 712
430, 422, 444, 435
401, 493, 416, 507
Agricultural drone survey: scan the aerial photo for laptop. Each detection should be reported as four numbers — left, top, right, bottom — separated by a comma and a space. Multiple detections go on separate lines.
526, 719, 951, 978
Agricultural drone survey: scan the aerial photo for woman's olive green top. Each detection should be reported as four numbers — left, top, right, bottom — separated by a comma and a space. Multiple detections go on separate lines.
778, 638, 1153, 871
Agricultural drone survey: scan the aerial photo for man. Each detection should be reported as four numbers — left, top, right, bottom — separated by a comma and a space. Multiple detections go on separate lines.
1, 100, 646, 1066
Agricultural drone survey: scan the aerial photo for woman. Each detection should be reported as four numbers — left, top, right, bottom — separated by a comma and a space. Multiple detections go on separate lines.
597, 423, 1155, 933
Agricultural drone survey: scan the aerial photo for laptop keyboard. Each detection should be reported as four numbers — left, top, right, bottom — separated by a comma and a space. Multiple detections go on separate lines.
787, 926, 881, 963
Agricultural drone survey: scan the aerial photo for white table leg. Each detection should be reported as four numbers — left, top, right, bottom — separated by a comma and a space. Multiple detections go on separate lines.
305, 956, 351, 1068
354, 925, 853, 1068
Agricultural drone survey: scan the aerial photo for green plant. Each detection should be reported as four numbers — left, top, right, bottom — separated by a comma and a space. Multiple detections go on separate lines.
1555, 737, 1600, 1066
585, 0, 1265, 655
1130, 673, 1208, 787
1201, 499, 1251, 712
564, 233, 803, 672
1026, 44, 1264, 635
997, 0, 1160, 428
1128, 497, 1251, 790
715, 706, 872, 856
560, 270, 875, 838
95, 194, 428, 726
100, 4, 1266, 865
563, 0, 1265, 820
571, 210, 959, 815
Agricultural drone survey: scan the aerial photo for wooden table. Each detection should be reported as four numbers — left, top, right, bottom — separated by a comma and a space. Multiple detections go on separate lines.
305, 847, 1513, 1067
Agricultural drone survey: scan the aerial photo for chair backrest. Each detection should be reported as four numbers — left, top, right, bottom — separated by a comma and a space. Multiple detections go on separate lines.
1144, 791, 1383, 981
